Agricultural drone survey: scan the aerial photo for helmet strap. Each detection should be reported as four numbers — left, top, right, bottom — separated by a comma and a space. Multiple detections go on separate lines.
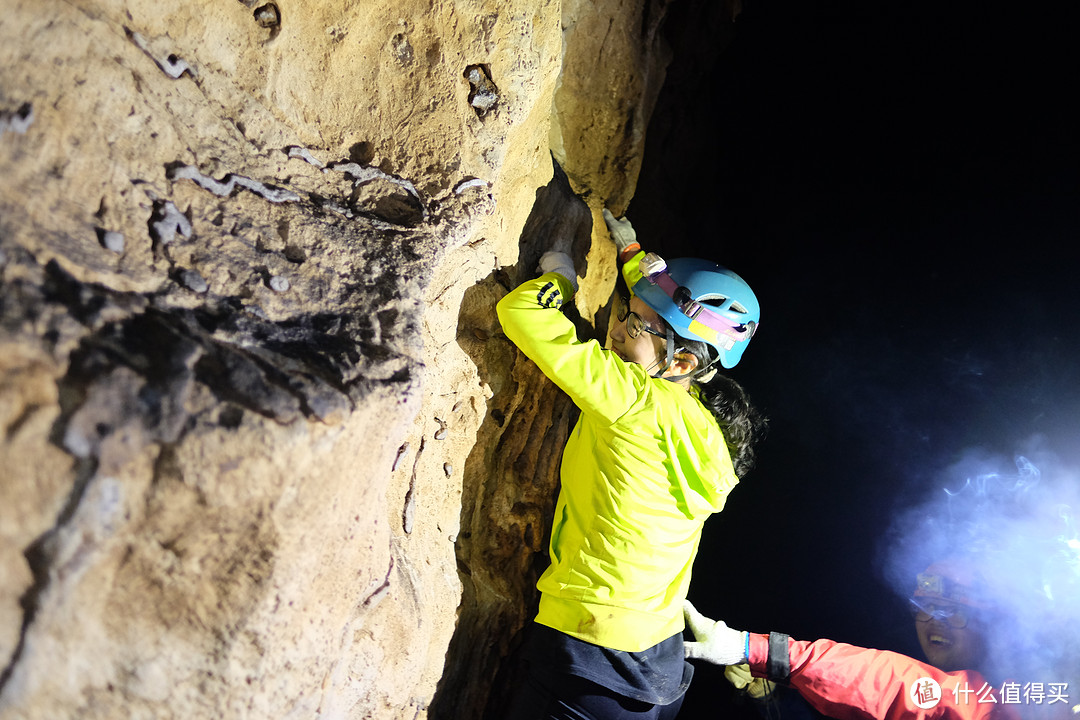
664, 324, 675, 373
649, 319, 722, 384
647, 324, 677, 379
666, 351, 720, 384
659, 330, 725, 385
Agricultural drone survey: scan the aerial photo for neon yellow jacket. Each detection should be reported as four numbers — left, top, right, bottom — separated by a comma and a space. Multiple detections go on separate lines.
496, 257, 739, 652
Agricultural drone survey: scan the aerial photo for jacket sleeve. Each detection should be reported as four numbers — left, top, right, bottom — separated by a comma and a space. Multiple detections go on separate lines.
622, 249, 646, 294
747, 634, 1018, 720
496, 271, 646, 425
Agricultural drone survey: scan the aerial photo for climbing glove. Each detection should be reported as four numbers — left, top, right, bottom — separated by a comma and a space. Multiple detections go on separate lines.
537, 251, 578, 293
683, 599, 749, 665
602, 209, 641, 260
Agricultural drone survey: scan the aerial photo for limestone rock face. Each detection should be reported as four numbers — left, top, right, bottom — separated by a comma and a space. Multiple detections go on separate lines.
0, 0, 675, 717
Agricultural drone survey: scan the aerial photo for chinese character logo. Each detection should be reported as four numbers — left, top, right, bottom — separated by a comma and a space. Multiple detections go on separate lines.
911, 678, 943, 709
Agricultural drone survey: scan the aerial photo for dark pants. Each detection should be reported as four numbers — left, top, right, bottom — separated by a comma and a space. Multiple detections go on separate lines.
503, 661, 687, 720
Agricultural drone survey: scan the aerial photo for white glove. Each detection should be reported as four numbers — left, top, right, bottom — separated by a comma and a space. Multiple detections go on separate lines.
683, 599, 748, 665
602, 209, 639, 255
537, 251, 578, 292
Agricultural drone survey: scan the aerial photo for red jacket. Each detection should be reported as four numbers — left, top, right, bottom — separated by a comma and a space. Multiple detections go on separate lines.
747, 633, 1023, 720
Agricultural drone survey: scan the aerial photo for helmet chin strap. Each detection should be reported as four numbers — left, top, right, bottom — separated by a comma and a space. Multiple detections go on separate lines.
654, 340, 722, 385
647, 325, 678, 379
647, 325, 720, 384
648, 325, 673, 379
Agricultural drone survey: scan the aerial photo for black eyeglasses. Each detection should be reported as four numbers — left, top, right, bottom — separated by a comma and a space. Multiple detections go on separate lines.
910, 598, 970, 629
615, 297, 667, 340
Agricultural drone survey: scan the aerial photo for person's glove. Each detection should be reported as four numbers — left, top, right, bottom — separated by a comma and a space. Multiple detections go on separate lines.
602, 209, 641, 260
683, 599, 749, 665
724, 663, 776, 699
537, 251, 578, 293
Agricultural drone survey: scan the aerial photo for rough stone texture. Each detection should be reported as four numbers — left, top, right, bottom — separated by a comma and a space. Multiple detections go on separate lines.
551, 0, 673, 217
0, 0, 676, 717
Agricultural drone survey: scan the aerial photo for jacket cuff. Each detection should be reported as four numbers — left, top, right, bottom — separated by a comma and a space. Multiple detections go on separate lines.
617, 243, 642, 264
767, 632, 791, 684
747, 632, 791, 684
542, 271, 576, 301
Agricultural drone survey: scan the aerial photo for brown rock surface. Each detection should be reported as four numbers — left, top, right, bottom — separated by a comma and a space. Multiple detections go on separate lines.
0, 0, 677, 717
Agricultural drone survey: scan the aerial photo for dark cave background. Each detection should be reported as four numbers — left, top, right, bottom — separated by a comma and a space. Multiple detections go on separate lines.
631, 1, 1080, 717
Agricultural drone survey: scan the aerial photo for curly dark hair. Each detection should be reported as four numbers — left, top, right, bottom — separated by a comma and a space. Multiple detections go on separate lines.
698, 372, 768, 478
675, 335, 768, 478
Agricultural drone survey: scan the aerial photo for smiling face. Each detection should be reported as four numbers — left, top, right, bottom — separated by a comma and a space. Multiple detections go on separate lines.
911, 559, 994, 672
914, 599, 989, 672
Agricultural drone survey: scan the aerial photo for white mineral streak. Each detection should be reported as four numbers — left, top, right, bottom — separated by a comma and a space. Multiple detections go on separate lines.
329, 162, 422, 201
168, 164, 301, 203
286, 146, 327, 170
453, 178, 492, 194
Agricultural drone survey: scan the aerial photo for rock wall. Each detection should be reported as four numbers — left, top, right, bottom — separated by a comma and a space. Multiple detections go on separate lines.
0, 0, 682, 717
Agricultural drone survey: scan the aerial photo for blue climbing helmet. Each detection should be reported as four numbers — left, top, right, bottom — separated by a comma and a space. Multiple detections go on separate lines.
632, 253, 760, 369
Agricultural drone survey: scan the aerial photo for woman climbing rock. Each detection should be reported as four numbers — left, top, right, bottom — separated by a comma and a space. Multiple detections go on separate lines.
495, 209, 768, 719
